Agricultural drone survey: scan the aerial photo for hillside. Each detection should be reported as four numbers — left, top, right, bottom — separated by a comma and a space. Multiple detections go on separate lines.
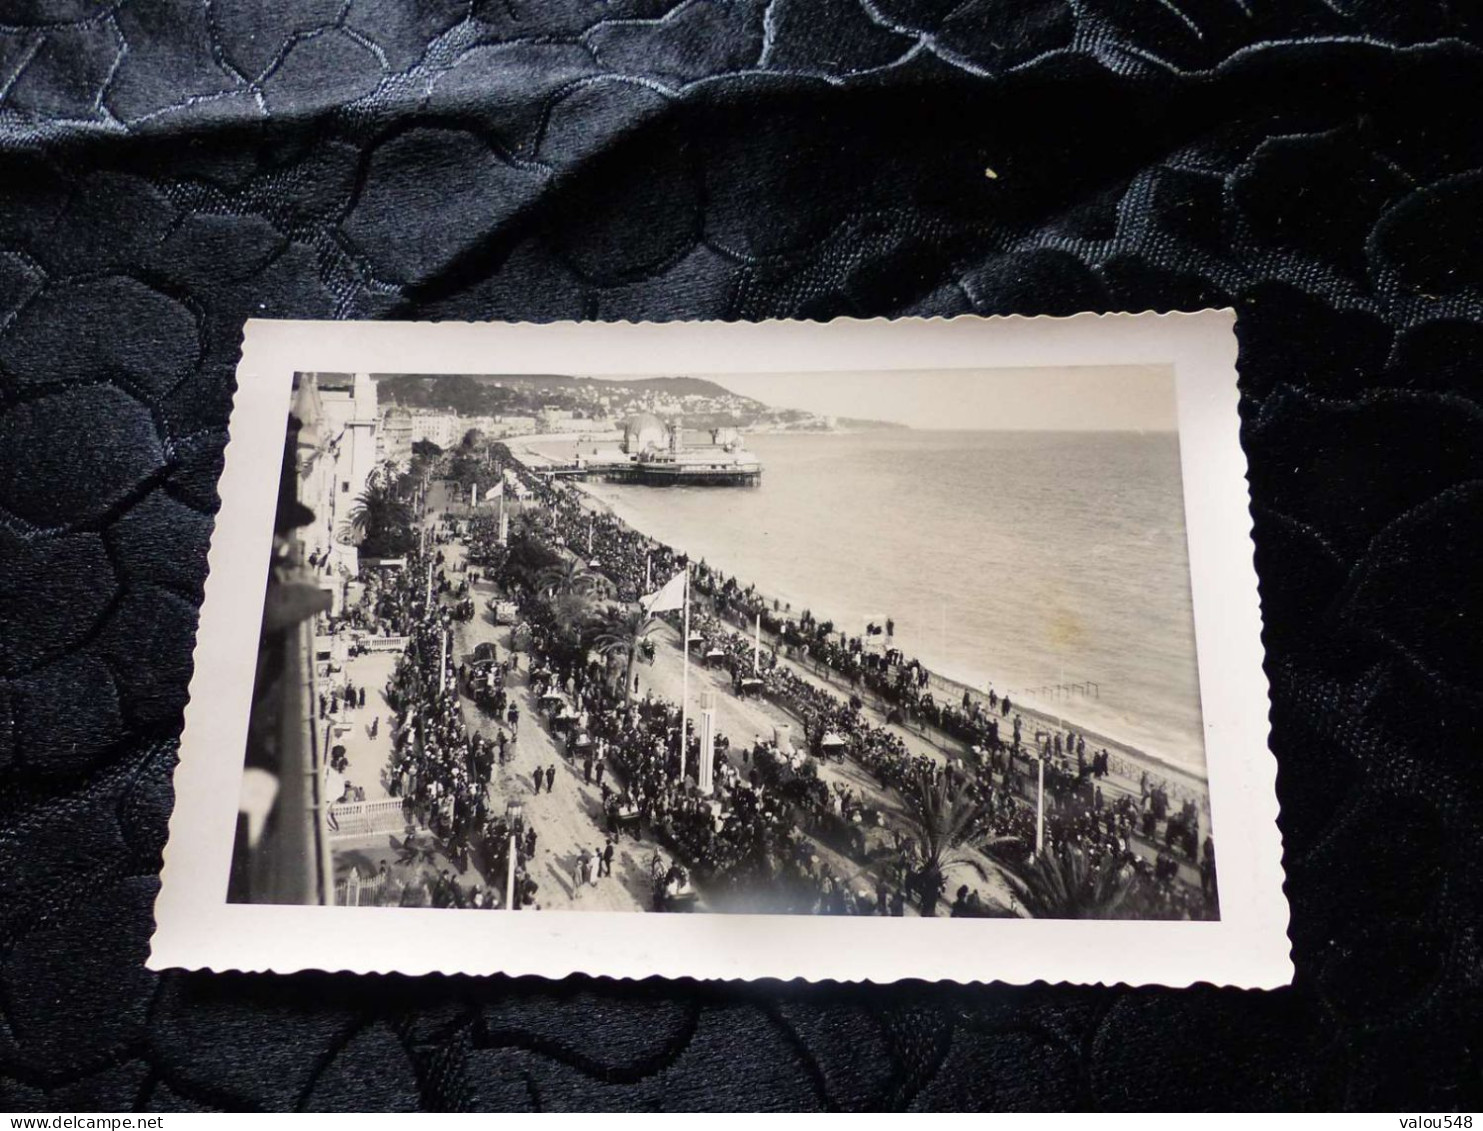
372, 372, 903, 432
468, 373, 748, 399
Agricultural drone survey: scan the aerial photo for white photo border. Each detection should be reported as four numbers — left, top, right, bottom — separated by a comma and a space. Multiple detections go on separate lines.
150, 311, 1291, 988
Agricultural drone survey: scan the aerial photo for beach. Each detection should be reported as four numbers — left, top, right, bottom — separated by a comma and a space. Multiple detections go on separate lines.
516, 455, 1211, 883
317, 453, 1213, 919
516, 442, 1211, 820
522, 429, 1209, 782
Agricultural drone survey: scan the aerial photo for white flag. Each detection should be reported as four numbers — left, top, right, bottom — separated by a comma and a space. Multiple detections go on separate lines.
484, 483, 503, 500
642, 567, 687, 614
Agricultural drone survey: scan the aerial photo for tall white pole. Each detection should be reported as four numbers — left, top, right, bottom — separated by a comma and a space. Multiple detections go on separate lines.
697, 691, 716, 796
506, 833, 516, 911
439, 625, 448, 693
754, 612, 761, 674
470, 481, 476, 509
588, 515, 594, 555
645, 553, 651, 591
1036, 756, 1045, 858
679, 564, 690, 783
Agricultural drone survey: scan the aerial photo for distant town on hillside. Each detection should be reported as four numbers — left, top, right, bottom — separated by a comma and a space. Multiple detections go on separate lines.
373, 373, 905, 436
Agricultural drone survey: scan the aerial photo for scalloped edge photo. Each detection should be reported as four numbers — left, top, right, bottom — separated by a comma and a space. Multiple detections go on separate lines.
150, 311, 1291, 987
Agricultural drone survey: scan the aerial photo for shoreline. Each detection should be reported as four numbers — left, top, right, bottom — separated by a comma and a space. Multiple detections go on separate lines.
501, 450, 1211, 807
515, 430, 623, 451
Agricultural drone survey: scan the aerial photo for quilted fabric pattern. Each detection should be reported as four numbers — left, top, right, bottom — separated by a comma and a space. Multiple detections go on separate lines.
1, 0, 1481, 1112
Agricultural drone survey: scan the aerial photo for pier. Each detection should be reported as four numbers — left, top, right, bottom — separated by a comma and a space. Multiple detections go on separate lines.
531, 413, 764, 487
540, 456, 762, 488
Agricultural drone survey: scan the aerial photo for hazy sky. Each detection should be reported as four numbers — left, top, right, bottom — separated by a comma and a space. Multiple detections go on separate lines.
665, 365, 1179, 431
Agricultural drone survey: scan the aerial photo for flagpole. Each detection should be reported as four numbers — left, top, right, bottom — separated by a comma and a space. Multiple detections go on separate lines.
754, 612, 761, 674
645, 553, 651, 591
679, 563, 690, 784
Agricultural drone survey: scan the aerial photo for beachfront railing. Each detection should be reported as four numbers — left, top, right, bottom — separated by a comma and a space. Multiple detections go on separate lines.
327, 797, 411, 840
356, 634, 410, 654
923, 670, 1100, 711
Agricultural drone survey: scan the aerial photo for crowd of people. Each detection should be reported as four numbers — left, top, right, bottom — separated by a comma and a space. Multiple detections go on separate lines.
463, 473, 914, 914
330, 440, 1216, 920
332, 537, 544, 911
482, 444, 1218, 920
694, 608, 1215, 918
506, 599, 826, 911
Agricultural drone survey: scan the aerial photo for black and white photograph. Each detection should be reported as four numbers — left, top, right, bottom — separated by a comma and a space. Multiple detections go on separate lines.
234, 364, 1219, 924
153, 313, 1287, 986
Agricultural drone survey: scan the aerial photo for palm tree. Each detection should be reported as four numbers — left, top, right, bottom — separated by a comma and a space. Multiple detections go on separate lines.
550, 590, 596, 644
892, 769, 989, 916
506, 527, 561, 581
989, 842, 1136, 920
537, 556, 605, 643
591, 604, 664, 704
348, 471, 414, 558
536, 556, 603, 601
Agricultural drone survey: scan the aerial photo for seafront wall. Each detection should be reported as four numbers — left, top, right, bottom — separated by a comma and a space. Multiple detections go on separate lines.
507, 450, 1211, 813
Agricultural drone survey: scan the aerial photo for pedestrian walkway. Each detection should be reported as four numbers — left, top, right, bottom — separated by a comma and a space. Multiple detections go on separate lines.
450, 596, 648, 913
328, 649, 400, 801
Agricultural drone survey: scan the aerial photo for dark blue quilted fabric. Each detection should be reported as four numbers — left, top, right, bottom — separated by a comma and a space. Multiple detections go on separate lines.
0, 0, 1480, 1112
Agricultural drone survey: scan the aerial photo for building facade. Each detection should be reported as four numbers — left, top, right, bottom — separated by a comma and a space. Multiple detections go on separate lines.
492, 415, 537, 436
296, 371, 379, 613
379, 406, 413, 467
408, 410, 461, 450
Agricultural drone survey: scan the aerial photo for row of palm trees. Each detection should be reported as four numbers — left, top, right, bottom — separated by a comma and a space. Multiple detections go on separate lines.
892, 768, 1135, 918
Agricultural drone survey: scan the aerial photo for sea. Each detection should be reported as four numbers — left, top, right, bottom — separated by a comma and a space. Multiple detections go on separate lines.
527, 430, 1207, 776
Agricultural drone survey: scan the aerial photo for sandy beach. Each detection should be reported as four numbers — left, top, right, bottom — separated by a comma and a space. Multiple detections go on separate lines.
516, 432, 623, 462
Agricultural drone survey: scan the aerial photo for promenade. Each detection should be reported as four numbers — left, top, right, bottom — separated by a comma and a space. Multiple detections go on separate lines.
446, 558, 650, 912
513, 453, 1216, 917
324, 457, 1214, 918
636, 624, 1020, 910
442, 553, 952, 914
413, 487, 981, 913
